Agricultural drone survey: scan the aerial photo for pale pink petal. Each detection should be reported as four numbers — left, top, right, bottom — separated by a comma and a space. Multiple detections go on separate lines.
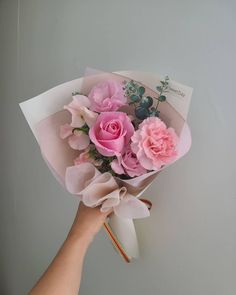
99, 136, 125, 153
137, 149, 157, 170
80, 106, 98, 127
68, 132, 90, 150
64, 95, 92, 128
60, 123, 73, 139
71, 112, 85, 128
64, 104, 85, 128
71, 95, 91, 108
111, 159, 125, 175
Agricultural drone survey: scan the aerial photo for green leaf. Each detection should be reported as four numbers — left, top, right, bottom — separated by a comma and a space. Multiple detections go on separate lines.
130, 94, 140, 102
138, 86, 145, 96
140, 96, 153, 108
135, 106, 150, 120
158, 95, 166, 102
156, 86, 162, 92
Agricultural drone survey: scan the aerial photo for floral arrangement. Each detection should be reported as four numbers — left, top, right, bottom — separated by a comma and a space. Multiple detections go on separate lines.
60, 77, 178, 179
20, 69, 192, 261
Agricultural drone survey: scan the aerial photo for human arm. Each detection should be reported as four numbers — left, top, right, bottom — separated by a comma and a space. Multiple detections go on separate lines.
29, 202, 110, 295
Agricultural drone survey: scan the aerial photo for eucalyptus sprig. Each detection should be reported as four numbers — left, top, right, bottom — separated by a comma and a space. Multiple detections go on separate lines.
155, 75, 169, 103
123, 76, 170, 120
123, 80, 145, 104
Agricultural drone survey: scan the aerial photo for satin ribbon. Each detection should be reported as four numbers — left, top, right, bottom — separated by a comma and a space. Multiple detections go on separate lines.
65, 162, 151, 219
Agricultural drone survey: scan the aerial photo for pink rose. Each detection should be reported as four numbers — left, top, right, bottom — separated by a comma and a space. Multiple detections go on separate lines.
88, 80, 127, 112
131, 117, 178, 170
111, 146, 147, 177
89, 112, 134, 157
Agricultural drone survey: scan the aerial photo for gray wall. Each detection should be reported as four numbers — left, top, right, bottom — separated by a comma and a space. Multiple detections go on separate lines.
1, 0, 236, 294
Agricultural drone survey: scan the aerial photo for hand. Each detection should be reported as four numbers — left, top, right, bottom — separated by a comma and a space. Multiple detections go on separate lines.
68, 202, 112, 246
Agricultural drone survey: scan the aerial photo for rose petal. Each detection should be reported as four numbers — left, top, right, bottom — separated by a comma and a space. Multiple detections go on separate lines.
99, 136, 125, 153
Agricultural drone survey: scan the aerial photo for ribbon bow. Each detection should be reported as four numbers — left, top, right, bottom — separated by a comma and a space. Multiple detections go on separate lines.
65, 162, 150, 219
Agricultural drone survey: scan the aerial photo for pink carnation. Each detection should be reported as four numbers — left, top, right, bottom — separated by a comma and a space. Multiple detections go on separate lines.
88, 80, 127, 112
111, 146, 146, 177
131, 117, 178, 171
89, 112, 134, 157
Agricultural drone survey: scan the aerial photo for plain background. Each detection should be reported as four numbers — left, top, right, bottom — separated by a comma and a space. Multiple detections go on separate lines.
1, 0, 236, 294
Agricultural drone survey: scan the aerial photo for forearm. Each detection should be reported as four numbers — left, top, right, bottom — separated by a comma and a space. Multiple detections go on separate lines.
29, 226, 91, 295
29, 203, 110, 295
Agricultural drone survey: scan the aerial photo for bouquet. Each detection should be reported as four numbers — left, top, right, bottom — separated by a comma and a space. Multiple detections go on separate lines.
20, 69, 192, 262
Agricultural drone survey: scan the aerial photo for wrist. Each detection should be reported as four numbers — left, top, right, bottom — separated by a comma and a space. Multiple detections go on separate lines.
67, 224, 95, 248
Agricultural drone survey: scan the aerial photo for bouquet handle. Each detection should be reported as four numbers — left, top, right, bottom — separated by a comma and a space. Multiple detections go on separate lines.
103, 199, 152, 263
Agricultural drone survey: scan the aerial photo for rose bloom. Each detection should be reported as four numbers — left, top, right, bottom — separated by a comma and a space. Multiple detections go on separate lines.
131, 117, 178, 171
89, 112, 134, 157
111, 146, 146, 177
88, 80, 127, 112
